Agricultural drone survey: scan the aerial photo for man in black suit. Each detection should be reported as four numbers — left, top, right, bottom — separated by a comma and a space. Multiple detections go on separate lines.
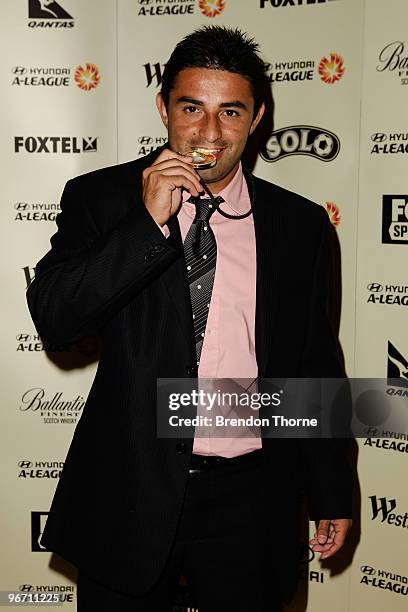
27, 26, 353, 611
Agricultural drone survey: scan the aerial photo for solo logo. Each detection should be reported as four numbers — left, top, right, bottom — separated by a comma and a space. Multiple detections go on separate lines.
382, 195, 408, 244
260, 125, 340, 163
14, 136, 98, 154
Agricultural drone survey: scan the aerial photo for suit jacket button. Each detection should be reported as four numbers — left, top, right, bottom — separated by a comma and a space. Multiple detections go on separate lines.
186, 365, 198, 376
144, 247, 158, 261
176, 441, 186, 454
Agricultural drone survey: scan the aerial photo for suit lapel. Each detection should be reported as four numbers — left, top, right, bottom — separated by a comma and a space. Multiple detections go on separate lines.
160, 215, 197, 362
245, 170, 282, 376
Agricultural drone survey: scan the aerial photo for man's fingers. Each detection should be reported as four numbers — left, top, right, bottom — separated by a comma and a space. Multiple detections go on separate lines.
310, 526, 335, 545
151, 149, 193, 166
147, 170, 202, 197
309, 534, 335, 546
163, 174, 202, 197
310, 519, 351, 559
316, 519, 331, 544
141, 148, 207, 225
320, 540, 344, 559
148, 158, 199, 176
310, 540, 334, 552
309, 537, 334, 552
153, 167, 203, 193
144, 164, 203, 194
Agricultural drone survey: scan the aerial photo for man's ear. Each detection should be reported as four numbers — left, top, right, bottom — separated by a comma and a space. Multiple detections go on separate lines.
156, 92, 168, 128
249, 102, 265, 135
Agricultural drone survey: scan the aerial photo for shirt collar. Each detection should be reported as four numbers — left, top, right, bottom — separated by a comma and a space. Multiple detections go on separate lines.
181, 162, 249, 219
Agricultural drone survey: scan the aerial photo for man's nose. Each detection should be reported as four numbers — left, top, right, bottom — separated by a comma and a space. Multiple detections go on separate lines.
198, 114, 222, 143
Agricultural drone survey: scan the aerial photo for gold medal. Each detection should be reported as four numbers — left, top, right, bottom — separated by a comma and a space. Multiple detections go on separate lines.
182, 148, 217, 169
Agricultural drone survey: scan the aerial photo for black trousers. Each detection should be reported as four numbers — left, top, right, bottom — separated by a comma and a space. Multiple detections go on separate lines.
77, 449, 283, 611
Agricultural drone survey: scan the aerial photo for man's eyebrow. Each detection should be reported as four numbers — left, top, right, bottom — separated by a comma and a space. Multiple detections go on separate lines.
176, 96, 204, 106
176, 96, 249, 111
219, 100, 248, 111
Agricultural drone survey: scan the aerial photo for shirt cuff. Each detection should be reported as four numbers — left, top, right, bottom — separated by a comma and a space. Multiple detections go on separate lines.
154, 219, 170, 239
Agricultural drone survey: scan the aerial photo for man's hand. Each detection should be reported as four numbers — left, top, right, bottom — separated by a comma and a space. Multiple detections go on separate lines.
142, 149, 203, 227
309, 518, 352, 560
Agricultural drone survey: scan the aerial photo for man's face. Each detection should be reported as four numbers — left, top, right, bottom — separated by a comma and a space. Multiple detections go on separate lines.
156, 67, 264, 190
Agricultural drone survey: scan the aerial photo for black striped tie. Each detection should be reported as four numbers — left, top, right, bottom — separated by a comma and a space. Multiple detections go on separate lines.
184, 195, 224, 365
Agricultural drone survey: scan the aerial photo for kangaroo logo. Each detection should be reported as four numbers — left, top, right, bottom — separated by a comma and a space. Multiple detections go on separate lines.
28, 0, 73, 19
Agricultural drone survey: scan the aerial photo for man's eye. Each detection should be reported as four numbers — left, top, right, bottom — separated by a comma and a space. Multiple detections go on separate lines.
183, 106, 199, 113
224, 109, 239, 117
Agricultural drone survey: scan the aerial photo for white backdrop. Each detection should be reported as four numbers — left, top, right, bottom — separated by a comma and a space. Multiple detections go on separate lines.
1, 1, 407, 610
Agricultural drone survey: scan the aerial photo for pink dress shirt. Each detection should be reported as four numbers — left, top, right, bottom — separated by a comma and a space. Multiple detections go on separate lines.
156, 163, 262, 457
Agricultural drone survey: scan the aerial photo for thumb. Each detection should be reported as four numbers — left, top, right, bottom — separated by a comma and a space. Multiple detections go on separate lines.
317, 519, 331, 544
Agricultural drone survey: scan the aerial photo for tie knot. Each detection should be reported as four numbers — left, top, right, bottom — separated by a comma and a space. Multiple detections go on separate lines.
188, 196, 224, 222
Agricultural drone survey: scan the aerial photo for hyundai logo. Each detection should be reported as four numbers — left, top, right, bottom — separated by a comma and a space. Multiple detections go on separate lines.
16, 334, 31, 342
12, 66, 27, 75
138, 136, 153, 145
371, 133, 387, 143
365, 427, 379, 437
14, 202, 29, 211
367, 283, 383, 292
360, 565, 376, 575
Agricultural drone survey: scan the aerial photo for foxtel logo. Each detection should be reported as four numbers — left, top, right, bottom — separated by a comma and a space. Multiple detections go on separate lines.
14, 136, 98, 154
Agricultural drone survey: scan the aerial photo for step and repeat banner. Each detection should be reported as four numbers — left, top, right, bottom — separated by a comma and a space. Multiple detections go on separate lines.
1, 0, 407, 610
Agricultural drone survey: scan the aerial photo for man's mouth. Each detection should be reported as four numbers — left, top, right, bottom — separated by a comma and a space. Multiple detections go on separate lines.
196, 147, 225, 159
190, 145, 225, 154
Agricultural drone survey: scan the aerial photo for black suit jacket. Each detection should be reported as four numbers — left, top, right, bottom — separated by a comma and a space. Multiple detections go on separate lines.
27, 147, 353, 602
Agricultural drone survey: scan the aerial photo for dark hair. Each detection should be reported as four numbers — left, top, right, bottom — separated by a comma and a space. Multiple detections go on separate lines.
161, 26, 267, 116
